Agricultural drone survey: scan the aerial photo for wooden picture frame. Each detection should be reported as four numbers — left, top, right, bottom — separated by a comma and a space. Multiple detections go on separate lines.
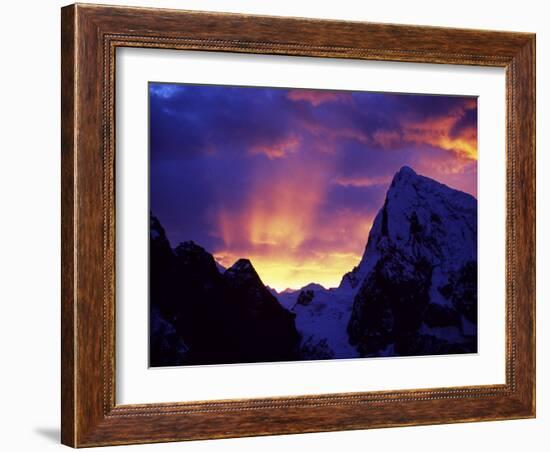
61, 3, 535, 447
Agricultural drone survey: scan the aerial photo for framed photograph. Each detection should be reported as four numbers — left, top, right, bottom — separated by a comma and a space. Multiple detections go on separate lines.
61, 3, 535, 447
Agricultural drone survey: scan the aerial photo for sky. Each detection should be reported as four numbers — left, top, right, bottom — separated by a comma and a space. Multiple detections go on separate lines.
149, 82, 477, 291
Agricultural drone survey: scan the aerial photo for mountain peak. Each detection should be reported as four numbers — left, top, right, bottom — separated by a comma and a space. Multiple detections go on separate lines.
397, 165, 417, 177
228, 258, 253, 272
379, 168, 476, 259
174, 241, 214, 260
347, 167, 478, 357
225, 258, 262, 282
173, 240, 221, 274
339, 167, 477, 291
300, 282, 326, 292
389, 165, 419, 190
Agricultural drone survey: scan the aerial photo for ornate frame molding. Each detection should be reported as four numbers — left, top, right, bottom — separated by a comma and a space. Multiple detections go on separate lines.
62, 4, 535, 447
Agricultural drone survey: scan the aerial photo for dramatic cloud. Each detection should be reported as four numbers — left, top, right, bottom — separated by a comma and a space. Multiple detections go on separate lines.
401, 105, 477, 159
249, 134, 301, 159
150, 83, 477, 290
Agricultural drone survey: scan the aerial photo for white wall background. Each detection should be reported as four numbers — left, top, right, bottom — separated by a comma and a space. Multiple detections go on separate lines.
0, 1, 545, 450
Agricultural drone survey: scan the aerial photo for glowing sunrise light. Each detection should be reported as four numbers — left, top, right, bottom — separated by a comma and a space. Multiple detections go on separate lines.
213, 202, 374, 291
149, 83, 478, 291
215, 251, 363, 292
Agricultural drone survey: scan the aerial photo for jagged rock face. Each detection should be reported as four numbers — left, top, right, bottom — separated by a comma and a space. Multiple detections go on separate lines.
149, 215, 300, 366
347, 167, 478, 357
347, 251, 435, 356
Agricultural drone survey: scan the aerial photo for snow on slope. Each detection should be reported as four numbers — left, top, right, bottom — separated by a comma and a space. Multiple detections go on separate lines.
282, 166, 478, 360
347, 166, 478, 356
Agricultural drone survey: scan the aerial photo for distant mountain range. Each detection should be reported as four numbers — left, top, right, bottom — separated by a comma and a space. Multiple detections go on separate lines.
150, 166, 478, 366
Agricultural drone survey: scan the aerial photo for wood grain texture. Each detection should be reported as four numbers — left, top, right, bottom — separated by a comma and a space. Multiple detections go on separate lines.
60, 3, 536, 447
60, 5, 76, 447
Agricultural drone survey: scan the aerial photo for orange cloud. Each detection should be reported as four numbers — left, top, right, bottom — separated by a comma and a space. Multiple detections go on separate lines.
401, 103, 478, 160
249, 135, 300, 159
294, 99, 477, 161
287, 89, 353, 106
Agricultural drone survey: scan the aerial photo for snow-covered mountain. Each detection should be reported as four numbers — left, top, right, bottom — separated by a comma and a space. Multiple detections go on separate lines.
280, 166, 477, 359
346, 166, 477, 356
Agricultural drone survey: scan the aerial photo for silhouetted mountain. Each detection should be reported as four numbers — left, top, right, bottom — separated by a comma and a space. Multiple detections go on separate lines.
346, 166, 477, 357
149, 215, 300, 366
